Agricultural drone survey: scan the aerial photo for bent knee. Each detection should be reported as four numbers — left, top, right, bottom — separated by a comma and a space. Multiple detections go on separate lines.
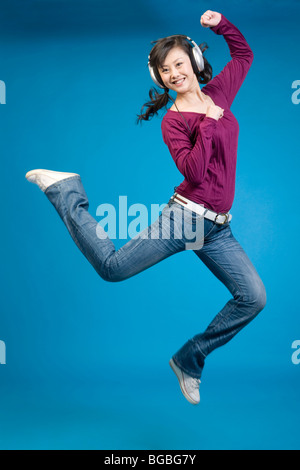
254, 284, 267, 312
97, 267, 130, 283
103, 274, 128, 283
237, 281, 267, 314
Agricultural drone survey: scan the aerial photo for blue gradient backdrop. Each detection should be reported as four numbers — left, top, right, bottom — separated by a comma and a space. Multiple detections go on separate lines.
0, 0, 300, 450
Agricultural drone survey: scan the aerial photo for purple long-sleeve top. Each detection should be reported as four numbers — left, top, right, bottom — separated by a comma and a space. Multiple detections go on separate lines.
161, 14, 254, 213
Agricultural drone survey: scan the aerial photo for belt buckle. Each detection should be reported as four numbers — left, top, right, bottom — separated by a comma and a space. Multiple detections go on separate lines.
214, 212, 229, 225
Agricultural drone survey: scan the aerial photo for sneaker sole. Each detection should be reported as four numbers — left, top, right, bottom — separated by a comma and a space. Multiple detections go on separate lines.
25, 169, 79, 180
169, 359, 199, 405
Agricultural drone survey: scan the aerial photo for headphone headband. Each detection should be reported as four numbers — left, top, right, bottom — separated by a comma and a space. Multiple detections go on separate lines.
148, 35, 205, 89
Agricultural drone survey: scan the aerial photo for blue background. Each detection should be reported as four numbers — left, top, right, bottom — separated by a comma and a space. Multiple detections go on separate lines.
1, 0, 300, 450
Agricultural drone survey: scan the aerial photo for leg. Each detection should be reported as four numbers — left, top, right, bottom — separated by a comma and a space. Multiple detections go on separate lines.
172, 222, 267, 379
44, 176, 188, 282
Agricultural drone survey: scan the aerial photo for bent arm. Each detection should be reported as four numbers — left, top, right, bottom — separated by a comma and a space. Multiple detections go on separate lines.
161, 116, 217, 185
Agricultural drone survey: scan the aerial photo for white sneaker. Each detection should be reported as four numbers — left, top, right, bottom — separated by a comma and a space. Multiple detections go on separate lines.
25, 169, 79, 192
169, 358, 201, 405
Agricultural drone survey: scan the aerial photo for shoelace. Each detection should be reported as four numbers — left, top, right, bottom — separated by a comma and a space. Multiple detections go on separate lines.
189, 376, 201, 388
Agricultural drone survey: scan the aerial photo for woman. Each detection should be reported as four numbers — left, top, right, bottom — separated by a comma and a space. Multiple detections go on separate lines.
26, 10, 266, 405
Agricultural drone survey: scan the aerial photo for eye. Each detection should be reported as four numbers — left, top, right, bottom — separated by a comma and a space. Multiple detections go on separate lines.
176, 62, 183, 67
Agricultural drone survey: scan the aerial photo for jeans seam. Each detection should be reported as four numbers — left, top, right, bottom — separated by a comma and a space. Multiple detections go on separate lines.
193, 341, 208, 359
58, 188, 107, 275
197, 250, 245, 335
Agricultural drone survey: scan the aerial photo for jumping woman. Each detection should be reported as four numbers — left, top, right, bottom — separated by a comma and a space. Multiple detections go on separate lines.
26, 10, 266, 405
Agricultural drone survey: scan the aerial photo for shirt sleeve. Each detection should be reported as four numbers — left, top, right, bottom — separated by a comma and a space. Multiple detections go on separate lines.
161, 115, 217, 185
205, 14, 254, 108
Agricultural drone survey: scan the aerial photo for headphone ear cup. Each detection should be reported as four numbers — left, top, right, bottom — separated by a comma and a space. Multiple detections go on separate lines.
148, 63, 165, 89
192, 45, 205, 73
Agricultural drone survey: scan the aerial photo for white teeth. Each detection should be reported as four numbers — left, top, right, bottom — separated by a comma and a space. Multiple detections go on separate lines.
173, 78, 185, 85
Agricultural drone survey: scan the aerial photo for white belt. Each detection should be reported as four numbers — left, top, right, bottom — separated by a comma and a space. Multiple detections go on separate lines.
171, 193, 232, 225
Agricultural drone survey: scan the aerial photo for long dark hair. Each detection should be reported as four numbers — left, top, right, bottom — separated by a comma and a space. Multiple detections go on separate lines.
137, 36, 212, 123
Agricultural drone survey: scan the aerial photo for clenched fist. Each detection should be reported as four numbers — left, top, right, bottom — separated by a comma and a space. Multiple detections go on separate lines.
206, 104, 224, 121
200, 10, 222, 28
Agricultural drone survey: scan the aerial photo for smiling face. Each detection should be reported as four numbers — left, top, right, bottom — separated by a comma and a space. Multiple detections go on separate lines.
158, 46, 198, 94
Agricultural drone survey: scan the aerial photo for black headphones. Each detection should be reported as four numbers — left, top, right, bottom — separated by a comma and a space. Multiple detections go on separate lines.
148, 35, 205, 89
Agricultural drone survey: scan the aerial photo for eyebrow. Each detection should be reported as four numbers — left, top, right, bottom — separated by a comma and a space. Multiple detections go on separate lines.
160, 57, 184, 68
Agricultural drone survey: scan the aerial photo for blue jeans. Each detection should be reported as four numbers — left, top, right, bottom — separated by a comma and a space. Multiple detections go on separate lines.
45, 175, 266, 379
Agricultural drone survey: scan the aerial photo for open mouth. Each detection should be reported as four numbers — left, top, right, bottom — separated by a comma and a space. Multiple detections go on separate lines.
172, 78, 186, 86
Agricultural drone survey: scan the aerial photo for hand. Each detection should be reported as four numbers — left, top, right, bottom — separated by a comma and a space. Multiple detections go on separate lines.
206, 104, 224, 121
200, 10, 222, 28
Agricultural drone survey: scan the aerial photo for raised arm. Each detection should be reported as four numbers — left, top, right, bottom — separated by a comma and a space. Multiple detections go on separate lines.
201, 10, 254, 108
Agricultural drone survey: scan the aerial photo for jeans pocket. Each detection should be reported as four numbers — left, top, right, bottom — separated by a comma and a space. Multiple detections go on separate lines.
203, 218, 216, 239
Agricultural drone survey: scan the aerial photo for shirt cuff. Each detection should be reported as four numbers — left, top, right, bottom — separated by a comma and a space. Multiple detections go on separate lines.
209, 14, 227, 35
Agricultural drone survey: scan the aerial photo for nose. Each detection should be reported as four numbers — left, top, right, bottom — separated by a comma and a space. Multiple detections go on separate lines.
170, 69, 181, 81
